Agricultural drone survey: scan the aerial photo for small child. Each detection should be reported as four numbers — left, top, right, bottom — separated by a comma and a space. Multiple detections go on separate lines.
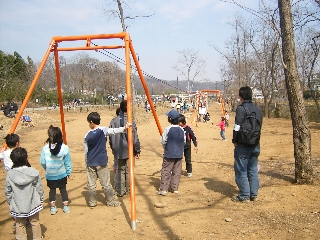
5, 147, 44, 240
84, 112, 131, 207
216, 116, 226, 141
224, 111, 230, 127
178, 114, 198, 178
157, 109, 186, 196
0, 133, 20, 171
40, 125, 72, 215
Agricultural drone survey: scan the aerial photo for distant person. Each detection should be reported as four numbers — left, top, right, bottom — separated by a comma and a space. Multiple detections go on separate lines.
5, 147, 44, 240
9, 100, 18, 113
109, 100, 140, 197
2, 100, 17, 118
40, 125, 72, 215
216, 117, 226, 141
157, 109, 185, 196
224, 111, 230, 127
21, 112, 34, 127
178, 114, 198, 178
231, 86, 263, 203
203, 112, 212, 124
170, 99, 176, 109
84, 112, 131, 207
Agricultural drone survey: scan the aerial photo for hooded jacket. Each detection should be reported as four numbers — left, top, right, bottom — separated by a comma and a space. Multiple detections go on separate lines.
4, 166, 44, 217
40, 143, 72, 180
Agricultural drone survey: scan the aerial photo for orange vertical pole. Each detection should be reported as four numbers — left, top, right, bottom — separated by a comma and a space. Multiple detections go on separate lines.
217, 91, 225, 116
53, 46, 67, 144
129, 41, 163, 135
8, 40, 55, 135
124, 34, 136, 231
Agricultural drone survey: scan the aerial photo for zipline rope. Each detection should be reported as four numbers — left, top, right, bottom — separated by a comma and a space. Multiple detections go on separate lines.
91, 41, 185, 92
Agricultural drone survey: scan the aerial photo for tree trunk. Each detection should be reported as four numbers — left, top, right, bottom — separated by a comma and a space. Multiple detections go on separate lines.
278, 0, 313, 184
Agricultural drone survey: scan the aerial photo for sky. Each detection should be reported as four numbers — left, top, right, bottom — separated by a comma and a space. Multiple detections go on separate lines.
0, 0, 258, 87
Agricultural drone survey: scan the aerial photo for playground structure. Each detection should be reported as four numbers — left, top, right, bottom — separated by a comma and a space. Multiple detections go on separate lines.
6, 32, 163, 231
191, 90, 225, 126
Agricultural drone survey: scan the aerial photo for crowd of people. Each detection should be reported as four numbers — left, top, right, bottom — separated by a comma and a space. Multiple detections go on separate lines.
1, 87, 262, 239
1, 100, 18, 118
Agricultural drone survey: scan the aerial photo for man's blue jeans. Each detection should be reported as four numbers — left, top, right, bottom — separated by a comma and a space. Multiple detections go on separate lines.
234, 144, 260, 200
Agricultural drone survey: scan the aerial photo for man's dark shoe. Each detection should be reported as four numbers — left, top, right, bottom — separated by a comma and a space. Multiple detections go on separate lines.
231, 196, 250, 203
250, 196, 258, 202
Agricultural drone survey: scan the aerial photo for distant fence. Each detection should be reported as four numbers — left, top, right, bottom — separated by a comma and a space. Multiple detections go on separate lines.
256, 102, 320, 123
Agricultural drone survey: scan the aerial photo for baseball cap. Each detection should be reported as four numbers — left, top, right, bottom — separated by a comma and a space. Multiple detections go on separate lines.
166, 109, 180, 119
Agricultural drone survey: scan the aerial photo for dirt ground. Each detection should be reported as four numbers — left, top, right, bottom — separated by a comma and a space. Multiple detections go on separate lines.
0, 102, 320, 240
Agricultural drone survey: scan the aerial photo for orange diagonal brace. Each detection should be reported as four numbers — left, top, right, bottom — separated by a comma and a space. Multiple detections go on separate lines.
129, 40, 163, 135
8, 40, 55, 135
53, 47, 67, 144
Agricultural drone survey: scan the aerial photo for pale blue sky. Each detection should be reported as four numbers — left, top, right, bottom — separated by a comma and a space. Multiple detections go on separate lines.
0, 0, 257, 84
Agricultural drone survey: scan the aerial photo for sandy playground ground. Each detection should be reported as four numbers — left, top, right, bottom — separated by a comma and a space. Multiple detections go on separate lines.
0, 102, 320, 240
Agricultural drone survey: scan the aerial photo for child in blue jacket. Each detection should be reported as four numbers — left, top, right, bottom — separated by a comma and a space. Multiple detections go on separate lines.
40, 125, 72, 215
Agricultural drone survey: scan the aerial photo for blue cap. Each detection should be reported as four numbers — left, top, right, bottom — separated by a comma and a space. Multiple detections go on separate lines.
166, 109, 180, 119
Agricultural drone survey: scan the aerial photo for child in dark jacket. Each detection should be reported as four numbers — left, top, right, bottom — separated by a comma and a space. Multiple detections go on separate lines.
157, 109, 186, 196
84, 112, 131, 207
178, 114, 198, 178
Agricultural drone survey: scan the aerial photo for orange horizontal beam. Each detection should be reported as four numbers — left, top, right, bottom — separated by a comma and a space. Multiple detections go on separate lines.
200, 90, 220, 93
56, 45, 124, 51
52, 32, 127, 42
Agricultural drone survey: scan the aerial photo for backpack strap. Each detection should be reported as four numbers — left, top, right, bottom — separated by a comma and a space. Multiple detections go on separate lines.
242, 104, 256, 118
242, 105, 250, 117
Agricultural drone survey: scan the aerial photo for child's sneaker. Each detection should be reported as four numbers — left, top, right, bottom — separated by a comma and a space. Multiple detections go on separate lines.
231, 196, 250, 203
156, 190, 167, 196
187, 173, 192, 178
106, 200, 121, 207
63, 205, 70, 213
50, 206, 58, 215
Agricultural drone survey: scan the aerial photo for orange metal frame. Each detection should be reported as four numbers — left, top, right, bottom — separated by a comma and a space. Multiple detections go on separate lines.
7, 32, 162, 231
199, 90, 225, 116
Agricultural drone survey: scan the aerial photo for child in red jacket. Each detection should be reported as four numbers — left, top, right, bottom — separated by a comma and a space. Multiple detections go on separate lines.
216, 117, 226, 141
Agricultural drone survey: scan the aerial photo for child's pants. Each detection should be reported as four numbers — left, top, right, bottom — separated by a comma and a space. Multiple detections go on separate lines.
15, 212, 41, 240
184, 147, 192, 173
159, 157, 182, 191
116, 158, 130, 196
49, 186, 68, 202
220, 130, 226, 140
86, 166, 115, 206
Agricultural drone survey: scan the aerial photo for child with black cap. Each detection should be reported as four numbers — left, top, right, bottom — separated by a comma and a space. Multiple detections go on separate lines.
157, 109, 186, 196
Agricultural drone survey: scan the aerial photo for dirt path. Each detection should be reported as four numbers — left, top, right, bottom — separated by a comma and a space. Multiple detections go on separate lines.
0, 103, 320, 240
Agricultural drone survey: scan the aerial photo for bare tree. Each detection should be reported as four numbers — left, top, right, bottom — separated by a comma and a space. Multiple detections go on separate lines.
173, 49, 206, 99
278, 0, 313, 183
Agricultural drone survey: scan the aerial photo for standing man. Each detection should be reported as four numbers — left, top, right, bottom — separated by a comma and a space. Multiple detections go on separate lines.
231, 86, 263, 203
109, 100, 141, 197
